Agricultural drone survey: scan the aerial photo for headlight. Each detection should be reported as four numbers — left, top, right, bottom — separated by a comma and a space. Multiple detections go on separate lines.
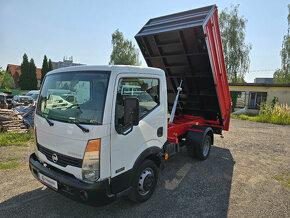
82, 139, 100, 182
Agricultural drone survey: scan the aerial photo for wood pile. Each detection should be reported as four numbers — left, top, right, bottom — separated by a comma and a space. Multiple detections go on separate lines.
0, 109, 28, 133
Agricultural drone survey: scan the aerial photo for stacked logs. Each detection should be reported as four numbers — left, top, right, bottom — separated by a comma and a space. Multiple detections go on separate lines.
0, 109, 28, 133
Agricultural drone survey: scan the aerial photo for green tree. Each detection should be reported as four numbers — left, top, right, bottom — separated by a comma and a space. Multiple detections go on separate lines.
0, 67, 15, 89
230, 91, 241, 112
219, 5, 252, 83
274, 4, 290, 84
41, 55, 49, 83
48, 59, 53, 72
29, 58, 38, 90
19, 53, 30, 90
109, 29, 141, 65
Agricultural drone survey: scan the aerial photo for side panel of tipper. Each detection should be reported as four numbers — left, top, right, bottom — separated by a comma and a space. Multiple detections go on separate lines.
204, 9, 231, 129
136, 5, 231, 133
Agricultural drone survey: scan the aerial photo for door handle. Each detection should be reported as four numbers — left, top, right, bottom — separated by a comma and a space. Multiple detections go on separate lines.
157, 127, 163, 137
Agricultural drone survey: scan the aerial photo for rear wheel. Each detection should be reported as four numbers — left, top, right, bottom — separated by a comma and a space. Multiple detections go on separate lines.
129, 159, 158, 202
187, 134, 212, 160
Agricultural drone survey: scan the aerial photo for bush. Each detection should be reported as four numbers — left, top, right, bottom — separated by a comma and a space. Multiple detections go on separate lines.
257, 103, 290, 125
231, 103, 290, 125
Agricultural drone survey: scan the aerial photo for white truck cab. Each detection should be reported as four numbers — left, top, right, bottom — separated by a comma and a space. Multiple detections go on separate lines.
30, 65, 168, 205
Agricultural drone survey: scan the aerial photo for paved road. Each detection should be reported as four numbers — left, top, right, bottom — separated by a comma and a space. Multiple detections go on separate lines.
0, 119, 289, 217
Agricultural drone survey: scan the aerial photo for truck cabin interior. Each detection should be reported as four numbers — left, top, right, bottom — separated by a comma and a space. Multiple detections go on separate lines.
135, 5, 225, 126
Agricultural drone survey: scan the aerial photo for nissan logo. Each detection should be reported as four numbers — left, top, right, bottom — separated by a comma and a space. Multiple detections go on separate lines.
52, 153, 58, 163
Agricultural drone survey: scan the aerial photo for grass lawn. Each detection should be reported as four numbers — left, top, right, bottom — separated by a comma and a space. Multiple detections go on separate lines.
0, 130, 34, 170
231, 113, 290, 125
273, 172, 290, 189
0, 161, 20, 170
0, 130, 34, 147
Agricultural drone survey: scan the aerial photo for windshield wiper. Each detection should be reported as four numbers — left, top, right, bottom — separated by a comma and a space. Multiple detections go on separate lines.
68, 118, 89, 133
75, 122, 89, 133
40, 112, 54, 126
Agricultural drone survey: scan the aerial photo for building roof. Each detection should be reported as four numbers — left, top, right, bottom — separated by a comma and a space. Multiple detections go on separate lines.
7, 64, 42, 80
229, 83, 290, 87
254, 77, 273, 84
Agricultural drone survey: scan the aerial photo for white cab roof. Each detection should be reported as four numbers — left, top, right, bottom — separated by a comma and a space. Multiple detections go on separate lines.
46, 65, 164, 77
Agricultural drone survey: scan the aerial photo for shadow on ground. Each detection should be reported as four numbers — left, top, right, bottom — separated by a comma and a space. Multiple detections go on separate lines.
0, 146, 235, 218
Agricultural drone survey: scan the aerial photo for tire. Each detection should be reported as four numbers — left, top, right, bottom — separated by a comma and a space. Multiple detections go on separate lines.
129, 159, 158, 203
186, 133, 212, 160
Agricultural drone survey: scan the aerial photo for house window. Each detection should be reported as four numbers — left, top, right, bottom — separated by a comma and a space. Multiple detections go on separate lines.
248, 92, 267, 109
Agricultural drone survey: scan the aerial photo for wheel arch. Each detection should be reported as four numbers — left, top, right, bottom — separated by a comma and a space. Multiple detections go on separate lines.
133, 146, 163, 171
187, 126, 214, 147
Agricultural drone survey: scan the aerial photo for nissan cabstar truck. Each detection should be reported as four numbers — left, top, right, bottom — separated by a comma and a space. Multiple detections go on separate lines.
29, 5, 231, 206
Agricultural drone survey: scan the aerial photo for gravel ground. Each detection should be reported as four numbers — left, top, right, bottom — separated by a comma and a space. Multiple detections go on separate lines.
0, 119, 289, 218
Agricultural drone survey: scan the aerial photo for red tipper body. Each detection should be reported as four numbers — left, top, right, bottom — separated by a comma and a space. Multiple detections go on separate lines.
135, 5, 231, 143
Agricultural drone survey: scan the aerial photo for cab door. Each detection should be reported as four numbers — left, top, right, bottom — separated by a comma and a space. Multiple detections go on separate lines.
110, 73, 167, 180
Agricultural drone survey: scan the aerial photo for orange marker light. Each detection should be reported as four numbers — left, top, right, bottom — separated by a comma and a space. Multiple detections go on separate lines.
86, 139, 100, 152
165, 153, 168, 160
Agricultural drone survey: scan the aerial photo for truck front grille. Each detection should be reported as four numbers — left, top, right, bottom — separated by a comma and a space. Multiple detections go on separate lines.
37, 143, 82, 168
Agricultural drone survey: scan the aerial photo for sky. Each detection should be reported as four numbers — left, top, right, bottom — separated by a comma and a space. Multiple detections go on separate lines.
0, 0, 288, 82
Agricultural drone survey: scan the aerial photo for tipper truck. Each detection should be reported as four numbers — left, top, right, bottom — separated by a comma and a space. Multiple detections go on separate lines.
29, 5, 231, 206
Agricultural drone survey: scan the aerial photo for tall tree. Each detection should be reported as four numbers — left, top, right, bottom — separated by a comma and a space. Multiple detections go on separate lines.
19, 53, 30, 90
48, 59, 53, 72
41, 55, 48, 83
219, 5, 252, 83
0, 67, 15, 89
273, 4, 290, 84
29, 58, 38, 90
109, 29, 141, 65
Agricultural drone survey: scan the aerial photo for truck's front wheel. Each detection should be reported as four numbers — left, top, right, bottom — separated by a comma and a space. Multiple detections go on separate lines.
129, 159, 158, 202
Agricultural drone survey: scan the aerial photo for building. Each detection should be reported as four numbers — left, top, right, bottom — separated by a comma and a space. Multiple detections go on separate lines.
254, 78, 273, 84
229, 83, 290, 114
52, 57, 84, 70
6, 64, 42, 89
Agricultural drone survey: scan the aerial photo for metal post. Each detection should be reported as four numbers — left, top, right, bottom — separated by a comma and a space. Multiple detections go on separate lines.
169, 80, 183, 123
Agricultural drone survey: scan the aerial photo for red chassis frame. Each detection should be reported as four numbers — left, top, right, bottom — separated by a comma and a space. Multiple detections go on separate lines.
167, 114, 230, 144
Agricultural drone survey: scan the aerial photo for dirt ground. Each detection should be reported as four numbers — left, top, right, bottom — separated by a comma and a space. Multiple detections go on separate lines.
0, 119, 289, 217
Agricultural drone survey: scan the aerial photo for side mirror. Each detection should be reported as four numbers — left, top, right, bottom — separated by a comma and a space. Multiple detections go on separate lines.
121, 98, 139, 135
124, 98, 139, 126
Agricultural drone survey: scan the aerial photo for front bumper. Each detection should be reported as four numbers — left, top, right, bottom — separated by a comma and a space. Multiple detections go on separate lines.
29, 153, 115, 206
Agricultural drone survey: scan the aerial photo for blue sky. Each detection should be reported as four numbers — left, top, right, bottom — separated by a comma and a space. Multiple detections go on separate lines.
0, 0, 288, 82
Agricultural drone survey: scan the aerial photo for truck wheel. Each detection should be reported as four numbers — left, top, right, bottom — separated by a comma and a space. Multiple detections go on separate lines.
187, 133, 212, 160
129, 159, 158, 202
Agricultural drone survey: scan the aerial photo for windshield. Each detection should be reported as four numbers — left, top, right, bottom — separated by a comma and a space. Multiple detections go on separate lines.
36, 71, 110, 125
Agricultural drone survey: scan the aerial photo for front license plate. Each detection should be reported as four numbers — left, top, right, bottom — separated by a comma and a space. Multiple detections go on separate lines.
38, 173, 58, 190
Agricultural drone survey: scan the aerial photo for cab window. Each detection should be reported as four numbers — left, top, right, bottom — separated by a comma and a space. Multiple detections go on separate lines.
116, 77, 159, 127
